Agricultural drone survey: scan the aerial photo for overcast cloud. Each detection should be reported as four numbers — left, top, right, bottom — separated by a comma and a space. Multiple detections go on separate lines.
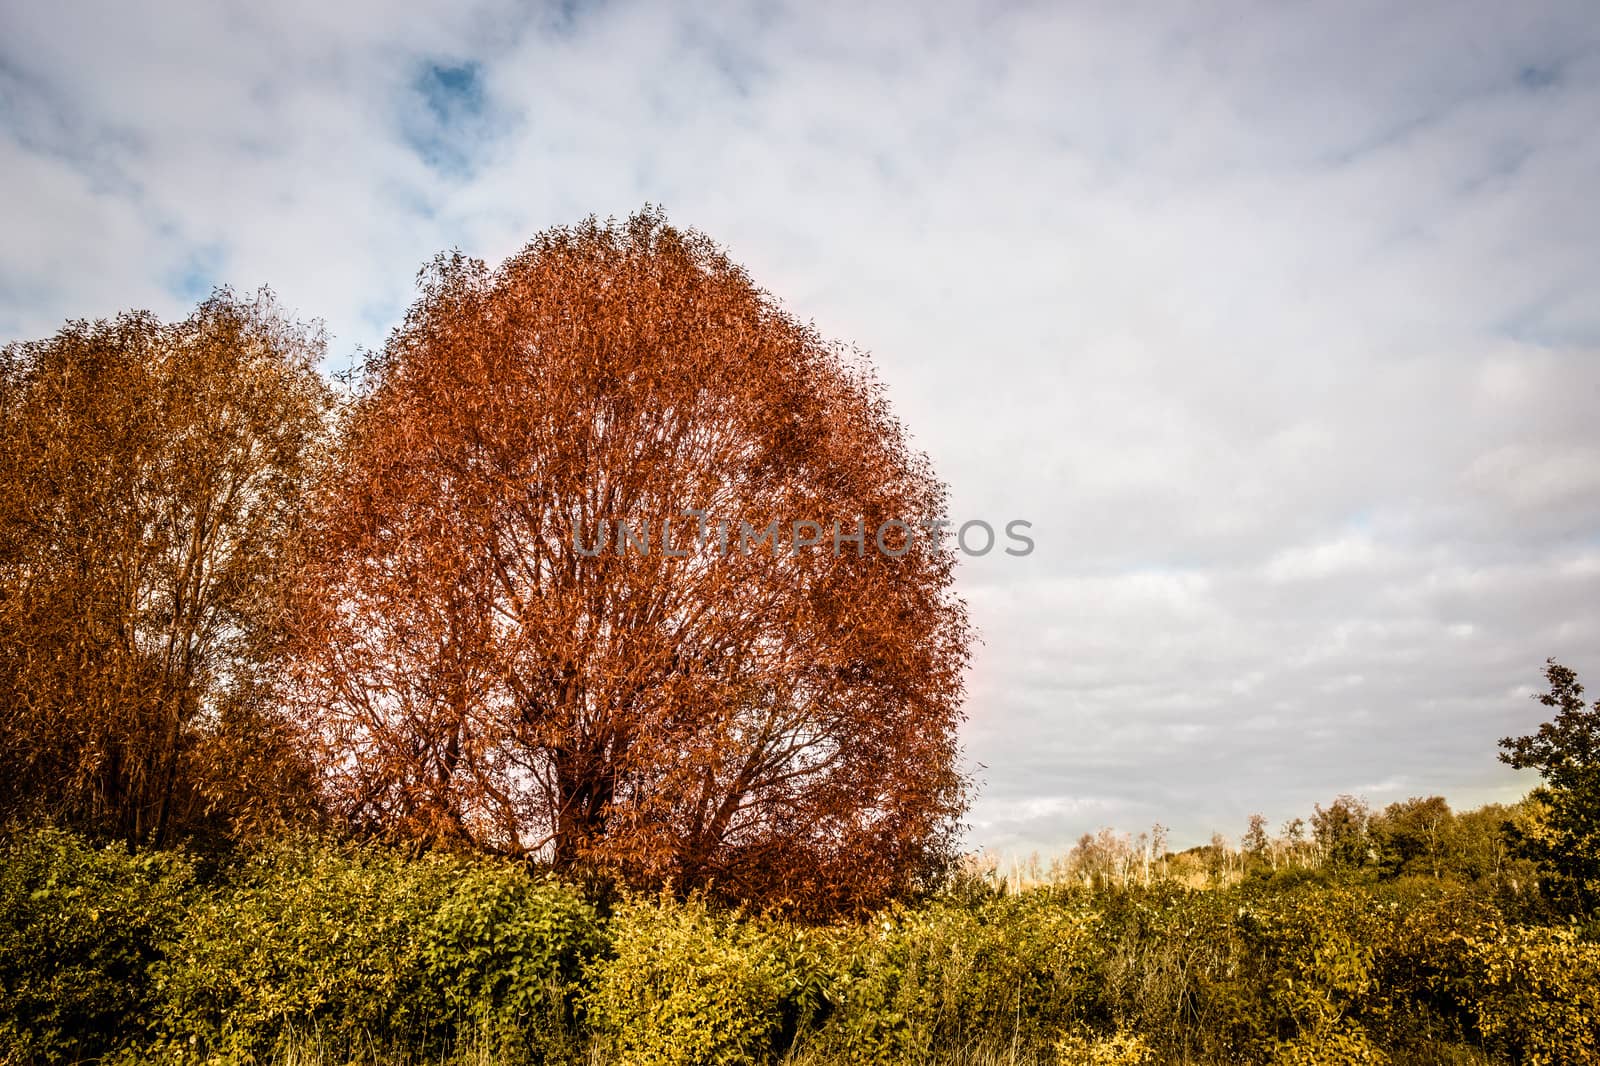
3, 0, 1598, 855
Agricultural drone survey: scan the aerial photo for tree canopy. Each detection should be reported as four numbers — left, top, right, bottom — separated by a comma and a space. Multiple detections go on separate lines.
1500, 657, 1600, 908
0, 291, 330, 844
289, 210, 973, 911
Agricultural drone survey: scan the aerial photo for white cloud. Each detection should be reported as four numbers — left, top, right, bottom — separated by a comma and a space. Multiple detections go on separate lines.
1265, 535, 1382, 583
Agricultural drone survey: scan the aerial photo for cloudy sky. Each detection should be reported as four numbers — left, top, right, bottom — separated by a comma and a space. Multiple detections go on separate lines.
4, 0, 1598, 855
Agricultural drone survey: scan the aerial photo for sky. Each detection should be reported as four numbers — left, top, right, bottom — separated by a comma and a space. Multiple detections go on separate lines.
3, 0, 1598, 856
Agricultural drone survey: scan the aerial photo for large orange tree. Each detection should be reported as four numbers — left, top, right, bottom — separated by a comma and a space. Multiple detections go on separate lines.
293, 210, 972, 909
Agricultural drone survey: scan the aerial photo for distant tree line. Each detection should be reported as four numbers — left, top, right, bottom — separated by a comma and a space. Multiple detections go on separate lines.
988, 795, 1533, 895
973, 657, 1599, 913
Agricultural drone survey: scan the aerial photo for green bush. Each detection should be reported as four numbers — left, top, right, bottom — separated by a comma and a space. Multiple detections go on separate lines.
583, 893, 828, 1066
5, 825, 1598, 1065
813, 892, 1107, 1062
149, 840, 600, 1064
416, 862, 601, 1062
1238, 889, 1390, 1047
148, 840, 451, 1061
0, 826, 195, 1064
1460, 923, 1600, 1065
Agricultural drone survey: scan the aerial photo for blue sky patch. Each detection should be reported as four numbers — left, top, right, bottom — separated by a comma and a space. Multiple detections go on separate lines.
403, 61, 495, 177
165, 245, 226, 304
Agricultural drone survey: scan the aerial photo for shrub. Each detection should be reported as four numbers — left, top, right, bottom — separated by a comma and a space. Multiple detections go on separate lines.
1269, 1019, 1391, 1065
1242, 889, 1390, 1042
148, 840, 597, 1063
583, 894, 828, 1066
148, 840, 452, 1061
415, 862, 601, 1062
6, 825, 1598, 1065
814, 892, 1107, 1063
0, 826, 195, 1063
1094, 885, 1242, 1058
1462, 924, 1600, 1065
1055, 1024, 1156, 1065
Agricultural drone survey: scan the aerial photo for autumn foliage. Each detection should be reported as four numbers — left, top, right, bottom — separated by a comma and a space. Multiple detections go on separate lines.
0, 292, 329, 844
289, 211, 972, 910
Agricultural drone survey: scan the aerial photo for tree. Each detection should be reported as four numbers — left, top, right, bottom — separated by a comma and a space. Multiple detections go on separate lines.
1280, 816, 1308, 868
1242, 813, 1270, 868
1453, 801, 1534, 888
290, 210, 973, 911
1369, 796, 1454, 879
1150, 822, 1169, 881
1499, 658, 1600, 909
1311, 795, 1370, 870
1205, 832, 1235, 883
0, 291, 330, 844
1056, 828, 1141, 890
